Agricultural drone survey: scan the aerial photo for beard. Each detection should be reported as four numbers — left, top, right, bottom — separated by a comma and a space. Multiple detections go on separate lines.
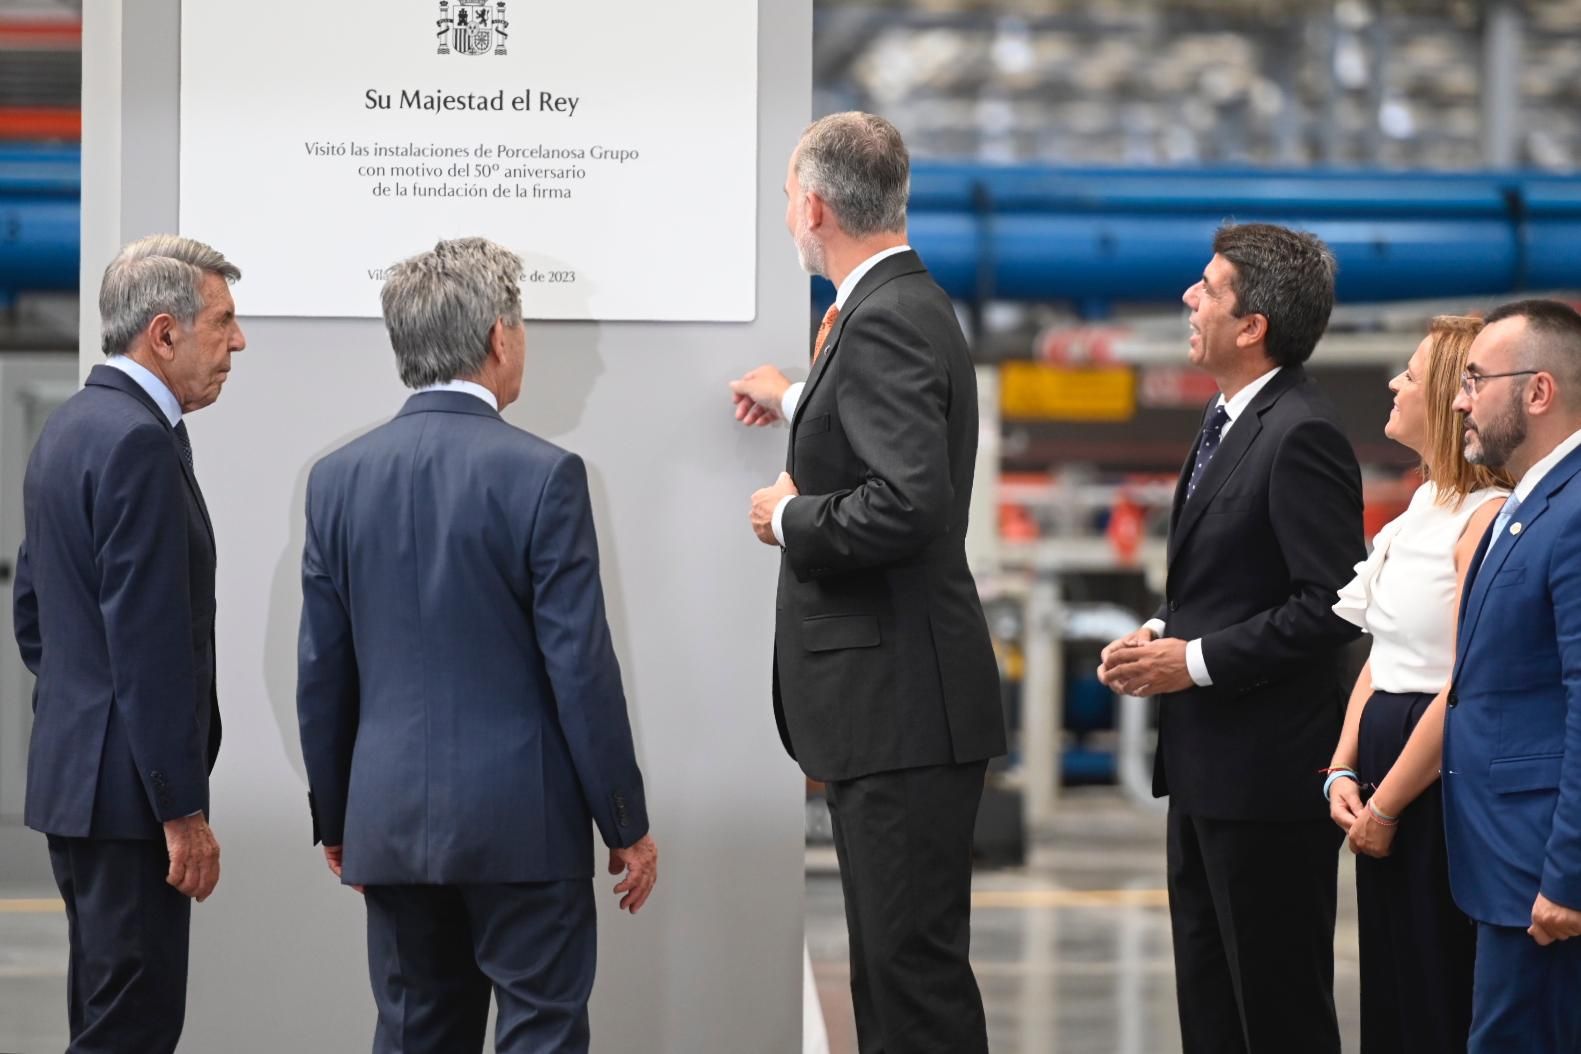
794, 223, 826, 278
1464, 388, 1528, 469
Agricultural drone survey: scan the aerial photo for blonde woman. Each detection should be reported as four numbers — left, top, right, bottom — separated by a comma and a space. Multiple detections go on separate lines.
1326, 315, 1512, 1054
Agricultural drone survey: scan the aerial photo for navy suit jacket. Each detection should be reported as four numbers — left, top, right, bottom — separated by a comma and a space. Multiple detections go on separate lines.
13, 365, 220, 839
296, 391, 648, 886
1445, 441, 1581, 927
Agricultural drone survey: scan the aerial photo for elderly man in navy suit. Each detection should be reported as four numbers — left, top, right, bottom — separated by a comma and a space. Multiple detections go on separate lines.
1445, 299, 1581, 1052
12, 235, 245, 1053
296, 237, 657, 1054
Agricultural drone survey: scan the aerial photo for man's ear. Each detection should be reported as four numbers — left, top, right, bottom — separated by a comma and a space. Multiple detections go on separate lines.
1236, 312, 1269, 349
1528, 371, 1560, 417
146, 313, 178, 360
805, 191, 826, 232
488, 318, 509, 364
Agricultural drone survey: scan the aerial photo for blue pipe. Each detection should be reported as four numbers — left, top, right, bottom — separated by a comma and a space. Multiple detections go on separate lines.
0, 148, 1576, 309
0, 145, 81, 296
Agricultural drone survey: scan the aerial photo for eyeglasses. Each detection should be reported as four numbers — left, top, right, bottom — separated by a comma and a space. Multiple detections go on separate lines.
1460, 369, 1539, 397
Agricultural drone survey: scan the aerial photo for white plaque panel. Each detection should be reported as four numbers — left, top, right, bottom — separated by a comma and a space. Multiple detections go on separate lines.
181, 0, 758, 320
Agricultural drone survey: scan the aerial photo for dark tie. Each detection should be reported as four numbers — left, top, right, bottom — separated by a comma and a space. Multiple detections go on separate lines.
174, 420, 195, 473
1185, 404, 1231, 501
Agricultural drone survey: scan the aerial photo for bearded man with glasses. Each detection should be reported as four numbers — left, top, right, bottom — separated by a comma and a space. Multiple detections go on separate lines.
1443, 299, 1581, 1053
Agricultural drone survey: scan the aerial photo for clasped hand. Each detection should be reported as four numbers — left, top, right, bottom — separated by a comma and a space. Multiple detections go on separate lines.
1096, 628, 1193, 697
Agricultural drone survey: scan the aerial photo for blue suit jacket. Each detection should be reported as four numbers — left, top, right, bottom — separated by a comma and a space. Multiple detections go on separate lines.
13, 365, 220, 838
296, 391, 648, 885
1445, 442, 1581, 927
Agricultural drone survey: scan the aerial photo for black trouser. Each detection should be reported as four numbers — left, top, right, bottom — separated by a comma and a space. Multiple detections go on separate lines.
1356, 689, 1476, 1054
363, 879, 596, 1054
1166, 806, 1343, 1054
824, 760, 989, 1054
46, 835, 192, 1054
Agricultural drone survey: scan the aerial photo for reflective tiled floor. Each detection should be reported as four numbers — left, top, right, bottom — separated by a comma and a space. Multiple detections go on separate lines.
1, 789, 1361, 1053
807, 788, 1362, 1054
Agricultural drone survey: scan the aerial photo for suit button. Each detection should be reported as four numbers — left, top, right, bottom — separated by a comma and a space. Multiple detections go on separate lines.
1447, 689, 1458, 709
1168, 600, 1179, 613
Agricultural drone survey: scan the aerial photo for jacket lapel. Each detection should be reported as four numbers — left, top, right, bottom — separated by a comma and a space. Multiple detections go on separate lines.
86, 365, 216, 549
1455, 446, 1581, 675
789, 250, 926, 437
1167, 368, 1302, 563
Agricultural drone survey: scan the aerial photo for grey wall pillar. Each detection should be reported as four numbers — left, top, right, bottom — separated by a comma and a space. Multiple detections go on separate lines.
79, 2, 810, 1049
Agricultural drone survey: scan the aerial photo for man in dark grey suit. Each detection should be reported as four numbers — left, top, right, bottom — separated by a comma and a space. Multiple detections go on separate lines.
296, 237, 657, 1054
14, 234, 244, 1053
730, 112, 1005, 1054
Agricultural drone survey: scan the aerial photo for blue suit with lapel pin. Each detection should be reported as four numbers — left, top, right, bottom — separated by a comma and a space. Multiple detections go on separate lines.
1445, 438, 1581, 1052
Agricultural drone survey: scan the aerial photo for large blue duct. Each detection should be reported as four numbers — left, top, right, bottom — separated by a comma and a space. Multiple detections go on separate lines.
822, 163, 1581, 318
0, 149, 1577, 312
0, 145, 78, 302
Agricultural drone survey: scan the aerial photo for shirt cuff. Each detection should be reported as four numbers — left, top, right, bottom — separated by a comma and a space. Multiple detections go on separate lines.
772, 495, 794, 548
1186, 638, 1213, 687
1142, 618, 1167, 638
780, 381, 805, 421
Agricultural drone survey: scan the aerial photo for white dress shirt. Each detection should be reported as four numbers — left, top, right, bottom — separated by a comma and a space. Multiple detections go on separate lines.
105, 355, 182, 427
1142, 366, 1283, 686
772, 245, 913, 547
416, 378, 499, 411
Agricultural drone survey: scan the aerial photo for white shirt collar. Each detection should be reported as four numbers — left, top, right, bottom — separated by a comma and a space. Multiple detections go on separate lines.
833, 245, 912, 310
1217, 366, 1283, 424
104, 355, 182, 427
415, 379, 499, 412
1512, 426, 1581, 503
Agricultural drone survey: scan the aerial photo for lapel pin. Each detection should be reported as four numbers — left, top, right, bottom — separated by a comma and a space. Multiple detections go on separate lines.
1511, 523, 1522, 535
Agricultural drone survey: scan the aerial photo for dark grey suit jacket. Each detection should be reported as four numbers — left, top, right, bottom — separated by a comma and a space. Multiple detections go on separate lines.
773, 250, 1006, 782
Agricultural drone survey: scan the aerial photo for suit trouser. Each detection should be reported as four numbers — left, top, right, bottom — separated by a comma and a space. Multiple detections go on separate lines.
824, 760, 989, 1054
1166, 806, 1343, 1054
1468, 922, 1581, 1053
363, 880, 596, 1054
46, 835, 192, 1054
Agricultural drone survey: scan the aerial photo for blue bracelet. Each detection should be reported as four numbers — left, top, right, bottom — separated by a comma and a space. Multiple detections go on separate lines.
1322, 770, 1358, 802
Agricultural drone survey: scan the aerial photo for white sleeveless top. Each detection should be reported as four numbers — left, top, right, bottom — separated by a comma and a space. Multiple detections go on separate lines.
1333, 482, 1507, 694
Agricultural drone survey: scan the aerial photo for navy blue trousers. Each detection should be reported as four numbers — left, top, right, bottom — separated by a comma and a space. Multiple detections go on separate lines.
46, 835, 191, 1054
1469, 921, 1581, 1053
1355, 690, 1476, 1054
363, 880, 596, 1054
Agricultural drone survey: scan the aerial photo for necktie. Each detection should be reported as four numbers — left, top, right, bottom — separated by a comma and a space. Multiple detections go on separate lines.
812, 304, 840, 364
1185, 405, 1231, 501
1481, 491, 1523, 567
174, 420, 195, 473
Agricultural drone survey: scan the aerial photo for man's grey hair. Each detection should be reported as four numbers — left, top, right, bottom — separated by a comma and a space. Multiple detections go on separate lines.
795, 112, 910, 238
380, 237, 524, 389
98, 234, 241, 356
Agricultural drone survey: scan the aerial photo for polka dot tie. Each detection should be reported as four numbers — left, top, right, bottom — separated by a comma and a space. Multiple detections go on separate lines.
174, 420, 195, 472
812, 304, 840, 364
1185, 405, 1231, 501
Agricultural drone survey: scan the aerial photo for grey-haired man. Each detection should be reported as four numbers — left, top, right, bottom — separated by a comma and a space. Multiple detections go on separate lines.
14, 234, 244, 1053
297, 237, 656, 1053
